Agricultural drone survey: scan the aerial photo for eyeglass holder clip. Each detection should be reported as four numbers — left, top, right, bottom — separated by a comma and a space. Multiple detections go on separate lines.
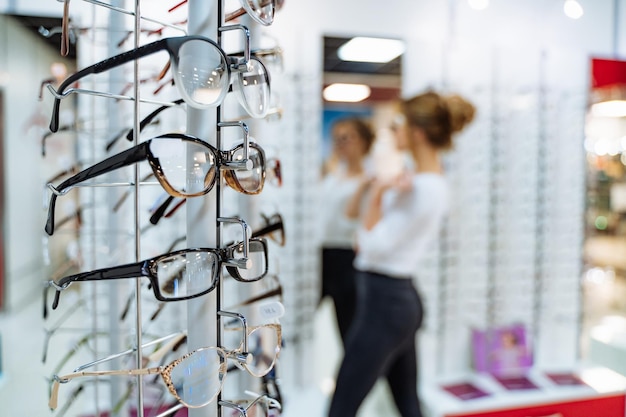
217, 217, 251, 269
219, 25, 251, 72
218, 310, 250, 354
218, 121, 251, 170
47, 183, 71, 197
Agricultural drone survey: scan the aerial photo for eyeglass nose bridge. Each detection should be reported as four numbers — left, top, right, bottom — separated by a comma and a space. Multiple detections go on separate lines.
218, 216, 251, 269
218, 121, 251, 170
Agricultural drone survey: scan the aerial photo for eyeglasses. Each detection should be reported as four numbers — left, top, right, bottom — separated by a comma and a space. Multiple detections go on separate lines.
50, 345, 231, 410
170, 0, 276, 26
147, 164, 281, 227
220, 393, 282, 417
258, 213, 285, 246
220, 310, 282, 378
48, 29, 271, 132
49, 317, 280, 411
45, 237, 269, 312
44, 133, 266, 235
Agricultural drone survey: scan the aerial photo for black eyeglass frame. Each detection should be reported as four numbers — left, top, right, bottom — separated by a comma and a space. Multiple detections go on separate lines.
46, 237, 269, 311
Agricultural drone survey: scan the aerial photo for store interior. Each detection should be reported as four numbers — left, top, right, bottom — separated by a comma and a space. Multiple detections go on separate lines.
2, 0, 626, 416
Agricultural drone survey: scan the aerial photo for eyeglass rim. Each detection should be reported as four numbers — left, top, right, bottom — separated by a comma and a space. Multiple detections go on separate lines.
241, 323, 282, 377
232, 56, 272, 119
48, 34, 239, 133
219, 392, 282, 416
230, 0, 276, 26
47, 238, 269, 311
44, 132, 266, 235
225, 237, 270, 282
223, 141, 267, 195
49, 345, 230, 410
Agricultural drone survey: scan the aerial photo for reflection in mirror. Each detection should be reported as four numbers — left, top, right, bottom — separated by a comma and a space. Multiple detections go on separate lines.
0, 90, 3, 311
314, 35, 404, 403
321, 35, 405, 180
584, 57, 626, 370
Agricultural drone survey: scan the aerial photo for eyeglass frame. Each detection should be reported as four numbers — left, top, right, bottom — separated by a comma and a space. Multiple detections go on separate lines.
48, 27, 254, 133
49, 312, 280, 411
45, 236, 269, 312
44, 132, 266, 235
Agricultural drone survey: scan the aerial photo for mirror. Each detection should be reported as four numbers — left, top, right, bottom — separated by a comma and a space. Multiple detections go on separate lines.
313, 34, 405, 409
583, 57, 626, 371
321, 35, 404, 174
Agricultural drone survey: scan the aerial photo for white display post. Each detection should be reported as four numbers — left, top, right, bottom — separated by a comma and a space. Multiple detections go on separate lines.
185, 1, 218, 417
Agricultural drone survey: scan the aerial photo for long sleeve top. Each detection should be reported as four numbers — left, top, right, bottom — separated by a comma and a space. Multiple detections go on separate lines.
318, 172, 365, 249
354, 173, 450, 278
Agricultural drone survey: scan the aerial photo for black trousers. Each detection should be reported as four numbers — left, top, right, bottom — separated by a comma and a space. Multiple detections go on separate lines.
327, 270, 424, 417
321, 247, 357, 345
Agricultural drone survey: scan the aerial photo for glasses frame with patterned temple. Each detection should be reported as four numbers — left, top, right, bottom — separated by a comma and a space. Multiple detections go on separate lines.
48, 311, 280, 411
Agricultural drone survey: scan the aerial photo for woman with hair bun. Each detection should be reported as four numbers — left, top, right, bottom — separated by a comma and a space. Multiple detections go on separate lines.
327, 90, 476, 417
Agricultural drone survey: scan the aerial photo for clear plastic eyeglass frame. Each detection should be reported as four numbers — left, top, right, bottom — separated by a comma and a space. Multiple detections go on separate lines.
46, 26, 270, 132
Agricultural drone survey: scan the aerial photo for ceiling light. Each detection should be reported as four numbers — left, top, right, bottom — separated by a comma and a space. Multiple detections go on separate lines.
591, 100, 626, 118
564, 0, 584, 19
323, 83, 371, 102
468, 0, 489, 10
337, 37, 405, 63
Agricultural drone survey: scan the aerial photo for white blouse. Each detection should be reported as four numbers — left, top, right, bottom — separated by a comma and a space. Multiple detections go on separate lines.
318, 172, 364, 249
354, 173, 450, 278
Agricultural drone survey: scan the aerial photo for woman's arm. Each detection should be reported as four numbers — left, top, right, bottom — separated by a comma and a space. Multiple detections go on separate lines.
361, 171, 412, 230
345, 177, 372, 220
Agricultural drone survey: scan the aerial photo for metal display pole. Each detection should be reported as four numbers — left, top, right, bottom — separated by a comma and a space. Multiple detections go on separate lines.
185, 1, 218, 417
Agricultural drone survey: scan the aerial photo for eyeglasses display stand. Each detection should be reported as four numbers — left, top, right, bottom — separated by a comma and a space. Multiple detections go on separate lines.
39, 1, 283, 417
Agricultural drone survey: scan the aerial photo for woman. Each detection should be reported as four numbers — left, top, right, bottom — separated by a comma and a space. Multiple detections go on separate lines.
327, 91, 475, 417
319, 117, 375, 344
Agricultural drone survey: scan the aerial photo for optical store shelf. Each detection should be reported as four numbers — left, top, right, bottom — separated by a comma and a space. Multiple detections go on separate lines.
422, 366, 626, 417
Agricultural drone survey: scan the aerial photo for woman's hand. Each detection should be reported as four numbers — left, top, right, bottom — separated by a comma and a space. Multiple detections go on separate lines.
362, 171, 412, 230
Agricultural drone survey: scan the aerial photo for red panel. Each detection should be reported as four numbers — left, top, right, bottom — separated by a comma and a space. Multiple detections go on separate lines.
591, 58, 626, 89
445, 393, 625, 417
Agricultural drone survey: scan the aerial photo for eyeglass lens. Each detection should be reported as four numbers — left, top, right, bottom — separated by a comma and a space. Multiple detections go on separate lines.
224, 144, 265, 194
229, 240, 267, 281
242, 0, 275, 25
169, 347, 224, 407
246, 325, 280, 377
233, 57, 271, 118
149, 138, 217, 195
173, 38, 230, 108
156, 250, 219, 300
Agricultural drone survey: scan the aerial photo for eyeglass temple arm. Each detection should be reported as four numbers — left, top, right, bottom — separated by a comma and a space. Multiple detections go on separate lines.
252, 220, 283, 239
150, 195, 176, 225
229, 286, 283, 309
48, 260, 146, 310
45, 141, 151, 235
126, 98, 185, 142
49, 38, 170, 132
49, 367, 162, 410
